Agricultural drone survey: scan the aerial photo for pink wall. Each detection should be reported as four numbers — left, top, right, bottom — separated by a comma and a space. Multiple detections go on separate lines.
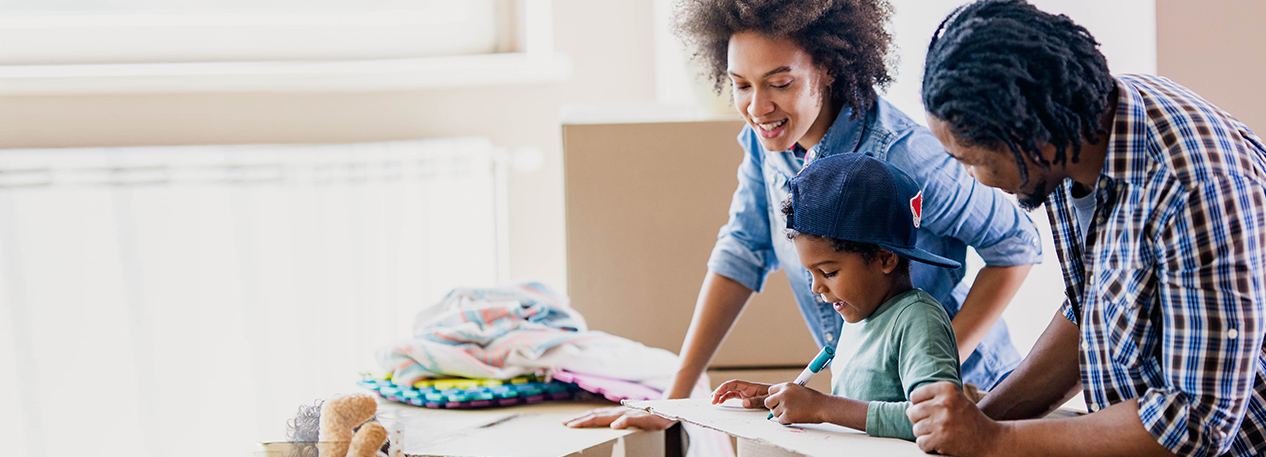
1157, 0, 1266, 132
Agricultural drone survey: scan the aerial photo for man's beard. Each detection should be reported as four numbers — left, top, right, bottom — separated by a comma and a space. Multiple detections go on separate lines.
1015, 179, 1050, 212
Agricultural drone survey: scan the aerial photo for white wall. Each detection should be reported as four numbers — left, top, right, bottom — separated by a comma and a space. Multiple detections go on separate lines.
0, 0, 665, 303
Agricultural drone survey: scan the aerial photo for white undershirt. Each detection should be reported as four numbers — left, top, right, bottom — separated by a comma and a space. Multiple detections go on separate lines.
1072, 185, 1098, 248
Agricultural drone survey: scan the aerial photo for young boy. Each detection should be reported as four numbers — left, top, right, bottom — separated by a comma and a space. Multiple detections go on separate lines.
711, 153, 963, 441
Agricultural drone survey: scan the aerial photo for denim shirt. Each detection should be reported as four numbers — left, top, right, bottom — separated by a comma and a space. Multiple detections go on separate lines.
706, 97, 1042, 389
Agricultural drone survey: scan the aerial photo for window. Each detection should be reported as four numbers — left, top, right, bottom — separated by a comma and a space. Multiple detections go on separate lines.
0, 0, 566, 93
2, 0, 508, 64
0, 0, 504, 64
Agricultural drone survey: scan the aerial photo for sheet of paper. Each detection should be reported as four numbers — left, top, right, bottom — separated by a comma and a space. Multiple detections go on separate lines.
623, 398, 927, 457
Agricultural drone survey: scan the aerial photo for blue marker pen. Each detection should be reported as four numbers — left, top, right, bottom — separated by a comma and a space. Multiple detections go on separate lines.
768, 345, 835, 420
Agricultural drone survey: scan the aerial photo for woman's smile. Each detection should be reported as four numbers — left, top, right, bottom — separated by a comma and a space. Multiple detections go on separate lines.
756, 118, 789, 138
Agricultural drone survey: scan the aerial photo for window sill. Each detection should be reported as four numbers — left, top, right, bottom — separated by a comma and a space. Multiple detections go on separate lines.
0, 52, 571, 95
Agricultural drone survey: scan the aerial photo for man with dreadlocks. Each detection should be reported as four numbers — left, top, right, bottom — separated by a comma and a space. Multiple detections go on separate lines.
907, 1, 1266, 456
565, 0, 1043, 438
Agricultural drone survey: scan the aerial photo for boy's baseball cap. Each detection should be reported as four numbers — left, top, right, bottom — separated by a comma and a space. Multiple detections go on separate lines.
786, 153, 962, 269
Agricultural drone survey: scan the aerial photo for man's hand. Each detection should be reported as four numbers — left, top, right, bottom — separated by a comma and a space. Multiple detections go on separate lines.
562, 406, 676, 430
907, 381, 1012, 456
711, 379, 772, 408
765, 383, 827, 425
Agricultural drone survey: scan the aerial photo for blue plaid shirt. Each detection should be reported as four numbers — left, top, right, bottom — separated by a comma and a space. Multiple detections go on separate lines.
1051, 74, 1266, 456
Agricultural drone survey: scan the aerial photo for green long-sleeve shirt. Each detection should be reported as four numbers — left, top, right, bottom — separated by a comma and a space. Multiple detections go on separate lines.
829, 288, 962, 441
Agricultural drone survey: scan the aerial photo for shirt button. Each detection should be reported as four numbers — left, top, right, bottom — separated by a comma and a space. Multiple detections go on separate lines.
1081, 341, 1089, 351
1228, 328, 1239, 339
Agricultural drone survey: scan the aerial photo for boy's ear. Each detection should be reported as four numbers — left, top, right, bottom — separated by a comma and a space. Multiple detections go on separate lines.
877, 249, 900, 275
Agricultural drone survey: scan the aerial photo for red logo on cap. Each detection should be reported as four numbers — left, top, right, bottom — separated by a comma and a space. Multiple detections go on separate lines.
910, 191, 923, 229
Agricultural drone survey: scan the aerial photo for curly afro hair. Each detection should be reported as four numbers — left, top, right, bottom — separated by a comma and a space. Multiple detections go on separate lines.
922, 0, 1114, 187
673, 0, 895, 119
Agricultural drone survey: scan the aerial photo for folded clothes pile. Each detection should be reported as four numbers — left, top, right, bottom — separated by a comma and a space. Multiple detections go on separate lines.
376, 281, 678, 400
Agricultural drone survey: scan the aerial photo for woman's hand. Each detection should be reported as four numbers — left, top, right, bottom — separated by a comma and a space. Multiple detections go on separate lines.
765, 383, 827, 424
711, 379, 772, 408
562, 406, 676, 430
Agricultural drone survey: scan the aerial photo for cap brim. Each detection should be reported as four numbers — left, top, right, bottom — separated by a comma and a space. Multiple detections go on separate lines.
877, 244, 963, 269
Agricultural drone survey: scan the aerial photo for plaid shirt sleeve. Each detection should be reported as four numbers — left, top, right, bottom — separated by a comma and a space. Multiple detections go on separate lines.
1059, 298, 1077, 325
1143, 176, 1266, 456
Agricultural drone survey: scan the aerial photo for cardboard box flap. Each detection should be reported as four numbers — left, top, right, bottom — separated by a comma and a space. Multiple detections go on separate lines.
623, 398, 926, 457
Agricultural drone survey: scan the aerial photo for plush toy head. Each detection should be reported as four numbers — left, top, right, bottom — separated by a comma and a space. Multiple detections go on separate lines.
319, 393, 383, 457
287, 393, 388, 457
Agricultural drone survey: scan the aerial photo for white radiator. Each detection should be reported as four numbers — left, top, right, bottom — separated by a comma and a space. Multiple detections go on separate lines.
0, 139, 507, 457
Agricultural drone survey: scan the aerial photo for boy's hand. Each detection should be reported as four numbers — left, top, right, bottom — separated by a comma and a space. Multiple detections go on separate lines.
765, 382, 826, 424
711, 379, 772, 408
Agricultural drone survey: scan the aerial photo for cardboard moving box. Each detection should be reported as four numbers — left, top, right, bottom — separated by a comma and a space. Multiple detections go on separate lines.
562, 118, 820, 369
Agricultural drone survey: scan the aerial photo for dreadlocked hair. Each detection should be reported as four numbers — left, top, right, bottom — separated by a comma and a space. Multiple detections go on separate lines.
922, 0, 1113, 186
673, 0, 894, 119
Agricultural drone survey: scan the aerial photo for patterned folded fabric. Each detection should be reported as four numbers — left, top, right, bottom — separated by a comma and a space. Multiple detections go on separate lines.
377, 281, 678, 391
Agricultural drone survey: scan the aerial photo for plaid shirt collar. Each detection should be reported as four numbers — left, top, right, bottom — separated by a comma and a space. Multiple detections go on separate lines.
1100, 76, 1152, 184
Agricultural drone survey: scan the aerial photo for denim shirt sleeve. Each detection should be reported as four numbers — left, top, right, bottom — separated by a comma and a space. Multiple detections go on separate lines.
884, 129, 1043, 267
706, 129, 779, 292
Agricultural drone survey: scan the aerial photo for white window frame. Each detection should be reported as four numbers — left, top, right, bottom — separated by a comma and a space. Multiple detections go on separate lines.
0, 0, 568, 94
0, 2, 499, 65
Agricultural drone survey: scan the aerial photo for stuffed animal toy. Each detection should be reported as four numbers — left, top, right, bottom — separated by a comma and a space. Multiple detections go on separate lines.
319, 393, 386, 457
287, 393, 389, 457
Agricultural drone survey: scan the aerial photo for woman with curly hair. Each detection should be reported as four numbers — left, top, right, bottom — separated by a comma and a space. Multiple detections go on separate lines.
565, 0, 1040, 435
